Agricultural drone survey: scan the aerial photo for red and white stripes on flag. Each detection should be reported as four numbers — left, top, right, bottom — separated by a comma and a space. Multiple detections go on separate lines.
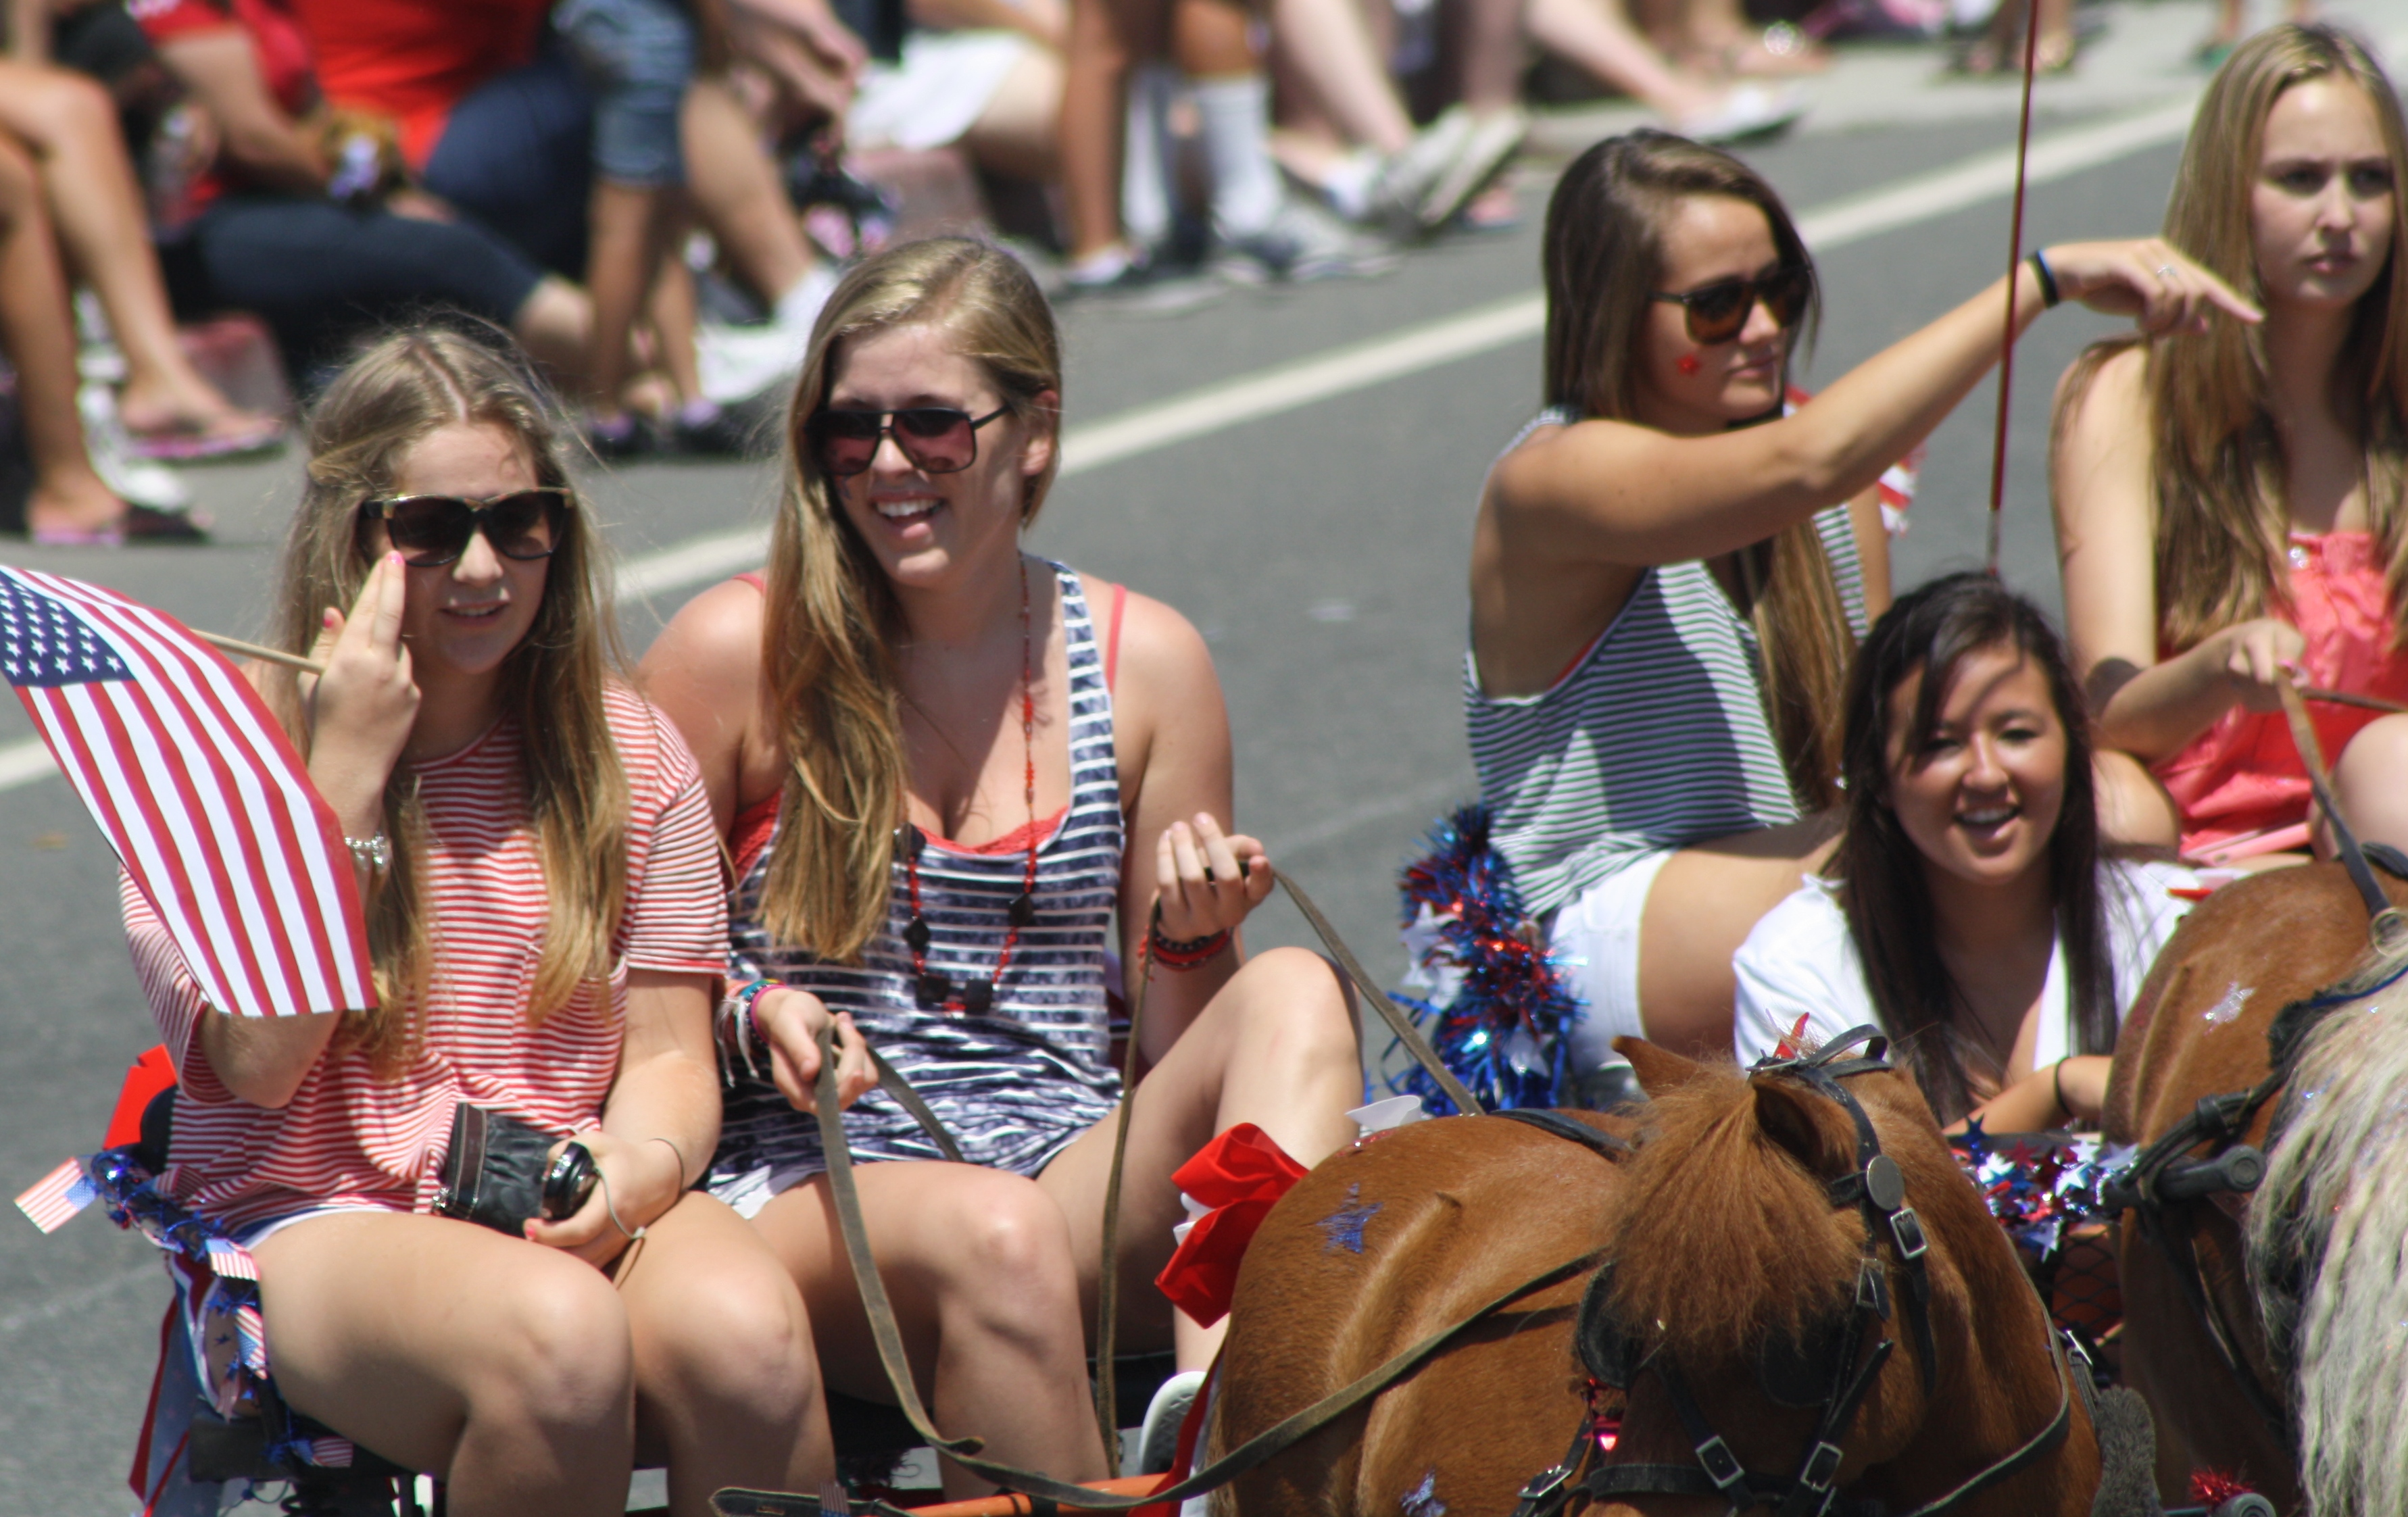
13, 1158, 92, 1233
0, 566, 372, 1018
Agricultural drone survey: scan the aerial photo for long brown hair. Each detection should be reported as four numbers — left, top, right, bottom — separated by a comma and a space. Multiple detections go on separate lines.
756, 239, 1062, 962
1833, 574, 2113, 1121
268, 324, 627, 1074
2055, 24, 2408, 653
1543, 130, 1852, 806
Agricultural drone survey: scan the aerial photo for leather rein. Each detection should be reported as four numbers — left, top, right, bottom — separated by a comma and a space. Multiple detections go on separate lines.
1511, 1028, 2073, 1517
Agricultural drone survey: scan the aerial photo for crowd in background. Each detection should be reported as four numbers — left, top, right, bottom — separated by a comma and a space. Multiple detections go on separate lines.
0, 0, 2220, 545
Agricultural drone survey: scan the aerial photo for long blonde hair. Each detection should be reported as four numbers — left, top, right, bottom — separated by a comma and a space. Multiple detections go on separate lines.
270, 326, 628, 1073
756, 239, 1062, 962
1543, 130, 1853, 807
2056, 24, 2408, 653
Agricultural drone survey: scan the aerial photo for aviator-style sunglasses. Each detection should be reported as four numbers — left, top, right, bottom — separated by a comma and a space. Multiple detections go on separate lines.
1650, 264, 1814, 346
808, 405, 1011, 478
357, 487, 574, 568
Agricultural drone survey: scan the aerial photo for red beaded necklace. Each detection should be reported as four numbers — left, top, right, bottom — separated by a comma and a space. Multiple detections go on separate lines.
900, 558, 1040, 1016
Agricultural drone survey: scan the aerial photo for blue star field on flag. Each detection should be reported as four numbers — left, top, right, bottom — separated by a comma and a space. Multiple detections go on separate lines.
0, 575, 131, 689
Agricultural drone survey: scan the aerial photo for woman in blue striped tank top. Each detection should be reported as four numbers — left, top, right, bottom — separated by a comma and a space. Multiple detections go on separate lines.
1465, 131, 2257, 1081
642, 239, 1361, 1489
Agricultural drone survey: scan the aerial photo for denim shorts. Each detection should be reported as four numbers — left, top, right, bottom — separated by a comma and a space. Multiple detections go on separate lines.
555, 0, 696, 187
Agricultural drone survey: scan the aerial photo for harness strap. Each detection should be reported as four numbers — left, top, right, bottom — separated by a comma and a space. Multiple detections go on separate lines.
1272, 867, 1483, 1115
868, 1048, 963, 1163
1490, 1108, 1632, 1158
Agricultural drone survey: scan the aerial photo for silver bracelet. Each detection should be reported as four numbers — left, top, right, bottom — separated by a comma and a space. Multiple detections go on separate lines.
648, 1134, 690, 1191
345, 830, 391, 876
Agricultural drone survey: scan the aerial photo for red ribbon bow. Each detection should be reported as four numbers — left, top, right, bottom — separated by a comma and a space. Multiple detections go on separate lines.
1153, 1123, 1306, 1327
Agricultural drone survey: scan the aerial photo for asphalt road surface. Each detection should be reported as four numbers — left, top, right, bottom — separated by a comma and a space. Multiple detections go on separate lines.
1, 8, 2394, 1502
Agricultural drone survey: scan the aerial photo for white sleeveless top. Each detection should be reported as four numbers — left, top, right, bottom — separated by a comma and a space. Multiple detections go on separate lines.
1464, 407, 1869, 920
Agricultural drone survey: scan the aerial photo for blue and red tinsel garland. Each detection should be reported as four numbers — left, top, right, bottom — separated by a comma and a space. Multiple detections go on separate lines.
1392, 805, 1583, 1114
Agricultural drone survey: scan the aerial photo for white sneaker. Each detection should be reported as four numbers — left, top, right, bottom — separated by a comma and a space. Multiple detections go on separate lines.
1674, 84, 1807, 145
1136, 1368, 1207, 1474
1367, 108, 1475, 234
1215, 198, 1400, 284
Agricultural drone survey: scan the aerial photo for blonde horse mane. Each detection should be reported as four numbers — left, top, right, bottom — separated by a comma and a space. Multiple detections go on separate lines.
2247, 941, 2408, 1517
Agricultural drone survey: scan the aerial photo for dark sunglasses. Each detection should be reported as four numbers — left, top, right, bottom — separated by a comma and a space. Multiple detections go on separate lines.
1650, 264, 1814, 346
808, 405, 1010, 478
358, 487, 573, 568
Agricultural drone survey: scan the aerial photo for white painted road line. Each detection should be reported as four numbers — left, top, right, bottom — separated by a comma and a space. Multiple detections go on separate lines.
0, 97, 2212, 797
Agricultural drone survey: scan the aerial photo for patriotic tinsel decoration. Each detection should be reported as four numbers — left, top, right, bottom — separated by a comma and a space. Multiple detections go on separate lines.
1949, 1119, 2131, 1259
1392, 805, 1582, 1114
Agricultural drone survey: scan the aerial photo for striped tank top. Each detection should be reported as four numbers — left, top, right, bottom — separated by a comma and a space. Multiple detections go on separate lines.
1465, 408, 1869, 921
708, 562, 1125, 1213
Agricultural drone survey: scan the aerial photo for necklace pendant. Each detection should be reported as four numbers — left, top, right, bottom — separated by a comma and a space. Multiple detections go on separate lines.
914, 971, 952, 1010
904, 914, 933, 953
959, 977, 996, 1015
1008, 891, 1036, 928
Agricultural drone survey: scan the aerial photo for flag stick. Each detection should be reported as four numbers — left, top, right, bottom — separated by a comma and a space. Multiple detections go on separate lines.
195, 630, 324, 675
1985, 0, 2045, 574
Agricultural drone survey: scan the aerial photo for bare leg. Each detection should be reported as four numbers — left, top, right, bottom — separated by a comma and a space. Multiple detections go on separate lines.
0, 60, 272, 440
1037, 946, 1360, 1366
2330, 715, 2408, 855
1521, 0, 1722, 124
681, 76, 812, 308
1271, 0, 1415, 154
1637, 814, 1840, 1059
619, 1193, 833, 1517
512, 276, 596, 389
649, 253, 708, 408
0, 130, 122, 536
1458, 0, 1527, 112
2094, 749, 2181, 849
586, 180, 666, 422
750, 1163, 1108, 1499
962, 47, 1067, 182
1062, 0, 1166, 262
249, 1212, 637, 1516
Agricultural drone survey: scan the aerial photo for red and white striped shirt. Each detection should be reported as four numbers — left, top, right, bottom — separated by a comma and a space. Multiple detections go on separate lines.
124, 686, 727, 1231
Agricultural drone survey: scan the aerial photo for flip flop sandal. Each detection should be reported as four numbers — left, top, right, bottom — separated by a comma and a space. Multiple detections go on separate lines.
126, 414, 287, 464
30, 521, 126, 547
123, 504, 210, 543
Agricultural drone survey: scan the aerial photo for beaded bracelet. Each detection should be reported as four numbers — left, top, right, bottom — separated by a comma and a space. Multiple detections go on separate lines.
716, 978, 776, 1083
1150, 924, 1232, 971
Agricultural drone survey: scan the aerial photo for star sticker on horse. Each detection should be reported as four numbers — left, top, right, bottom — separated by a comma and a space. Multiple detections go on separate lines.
1318, 1183, 1381, 1253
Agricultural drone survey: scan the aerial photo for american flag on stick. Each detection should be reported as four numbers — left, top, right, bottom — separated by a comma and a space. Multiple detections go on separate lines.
0, 566, 372, 1019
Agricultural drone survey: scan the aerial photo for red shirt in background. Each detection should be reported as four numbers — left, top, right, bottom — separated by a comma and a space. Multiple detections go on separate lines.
279, 0, 552, 168
134, 0, 317, 210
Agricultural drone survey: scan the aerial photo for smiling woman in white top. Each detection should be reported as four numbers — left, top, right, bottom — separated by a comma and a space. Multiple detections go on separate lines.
1733, 574, 2196, 1130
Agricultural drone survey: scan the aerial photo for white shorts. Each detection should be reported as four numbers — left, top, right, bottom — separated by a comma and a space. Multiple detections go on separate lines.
1546, 849, 1673, 1073
847, 32, 1032, 153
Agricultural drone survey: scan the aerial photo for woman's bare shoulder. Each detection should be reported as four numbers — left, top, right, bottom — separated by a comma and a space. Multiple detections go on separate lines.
645, 578, 766, 677
2057, 341, 2150, 423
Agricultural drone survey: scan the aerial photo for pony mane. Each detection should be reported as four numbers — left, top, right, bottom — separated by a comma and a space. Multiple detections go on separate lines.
2249, 976, 2408, 1517
1604, 1066, 1865, 1364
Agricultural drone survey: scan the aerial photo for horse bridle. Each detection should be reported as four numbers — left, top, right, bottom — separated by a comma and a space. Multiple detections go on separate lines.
1515, 1027, 2072, 1517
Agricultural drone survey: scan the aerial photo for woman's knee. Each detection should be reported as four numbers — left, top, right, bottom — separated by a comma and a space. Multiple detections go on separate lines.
1227, 947, 1361, 1063
639, 1254, 820, 1414
472, 1255, 635, 1428
2334, 715, 2408, 840
11, 66, 115, 151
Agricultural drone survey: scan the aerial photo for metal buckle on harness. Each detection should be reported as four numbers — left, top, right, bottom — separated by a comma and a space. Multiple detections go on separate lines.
1889, 1207, 1928, 1262
1695, 1435, 1747, 1495
1515, 1463, 1571, 1506
1799, 1441, 1843, 1491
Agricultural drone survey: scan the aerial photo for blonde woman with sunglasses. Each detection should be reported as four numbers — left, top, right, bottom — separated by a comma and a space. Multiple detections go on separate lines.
124, 327, 838, 1514
1467, 130, 2252, 1087
641, 238, 1362, 1488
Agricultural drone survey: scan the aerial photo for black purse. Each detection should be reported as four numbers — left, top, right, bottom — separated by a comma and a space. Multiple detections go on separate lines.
432, 1103, 596, 1237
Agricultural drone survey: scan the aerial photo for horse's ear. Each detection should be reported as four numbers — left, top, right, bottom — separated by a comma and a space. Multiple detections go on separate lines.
1751, 1075, 1853, 1180
1613, 1037, 1713, 1095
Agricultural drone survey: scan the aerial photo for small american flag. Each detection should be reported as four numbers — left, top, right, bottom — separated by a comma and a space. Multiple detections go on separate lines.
13, 1158, 93, 1233
0, 567, 372, 1018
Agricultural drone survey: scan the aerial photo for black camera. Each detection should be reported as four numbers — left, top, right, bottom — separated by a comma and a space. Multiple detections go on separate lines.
541, 1141, 599, 1222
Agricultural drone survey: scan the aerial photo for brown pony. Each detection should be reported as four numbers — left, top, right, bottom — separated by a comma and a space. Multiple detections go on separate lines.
2107, 860, 2408, 1515
1206, 1039, 2119, 1517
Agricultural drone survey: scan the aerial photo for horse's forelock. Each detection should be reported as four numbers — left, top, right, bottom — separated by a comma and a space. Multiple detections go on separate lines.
2249, 983, 2408, 1517
1604, 1066, 1867, 1366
